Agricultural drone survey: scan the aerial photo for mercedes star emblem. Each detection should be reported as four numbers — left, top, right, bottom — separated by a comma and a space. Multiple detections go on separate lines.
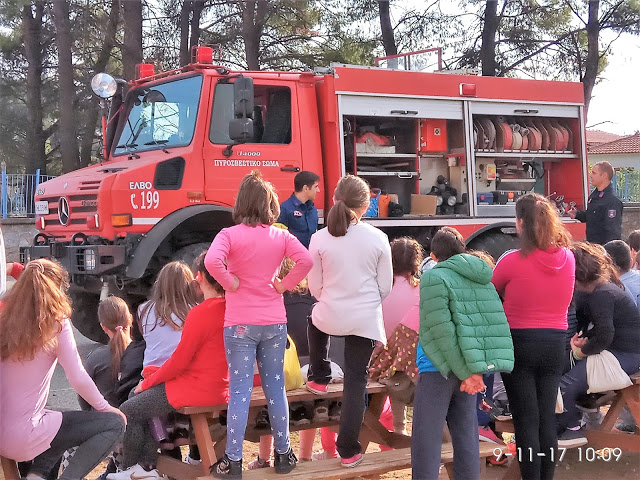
58, 197, 70, 225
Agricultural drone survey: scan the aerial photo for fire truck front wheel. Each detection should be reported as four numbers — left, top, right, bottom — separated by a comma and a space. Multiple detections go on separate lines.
467, 232, 519, 263
171, 242, 213, 266
70, 291, 108, 343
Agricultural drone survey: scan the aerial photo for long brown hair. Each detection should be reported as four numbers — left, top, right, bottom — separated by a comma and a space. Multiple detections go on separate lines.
278, 257, 308, 294
139, 261, 197, 333
390, 237, 423, 287
572, 241, 624, 288
516, 193, 571, 255
326, 175, 370, 237
233, 170, 280, 226
0, 259, 71, 361
98, 296, 133, 381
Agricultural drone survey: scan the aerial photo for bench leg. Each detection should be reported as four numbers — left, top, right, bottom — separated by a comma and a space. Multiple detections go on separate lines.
191, 413, 218, 476
1, 456, 20, 480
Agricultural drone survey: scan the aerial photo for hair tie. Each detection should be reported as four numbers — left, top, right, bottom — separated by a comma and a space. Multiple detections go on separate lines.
115, 325, 123, 332
336, 197, 345, 202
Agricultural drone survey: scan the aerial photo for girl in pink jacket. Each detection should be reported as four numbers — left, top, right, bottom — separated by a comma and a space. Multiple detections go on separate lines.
0, 259, 126, 480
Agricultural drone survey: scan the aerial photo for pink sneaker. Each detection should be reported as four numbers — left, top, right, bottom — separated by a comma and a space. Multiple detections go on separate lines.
306, 381, 329, 395
341, 453, 363, 468
479, 426, 501, 444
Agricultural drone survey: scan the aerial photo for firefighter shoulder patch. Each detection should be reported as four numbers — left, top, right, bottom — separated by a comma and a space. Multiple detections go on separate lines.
608, 209, 617, 218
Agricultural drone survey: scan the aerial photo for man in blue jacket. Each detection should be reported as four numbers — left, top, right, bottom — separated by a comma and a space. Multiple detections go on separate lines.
278, 171, 320, 248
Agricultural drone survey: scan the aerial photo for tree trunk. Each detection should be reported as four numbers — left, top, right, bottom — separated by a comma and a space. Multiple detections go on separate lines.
22, 2, 47, 175
480, 0, 499, 76
122, 0, 143, 80
79, 0, 120, 167
190, 0, 204, 51
378, 0, 398, 69
583, 0, 600, 116
179, 0, 191, 66
52, 0, 79, 173
242, 0, 265, 70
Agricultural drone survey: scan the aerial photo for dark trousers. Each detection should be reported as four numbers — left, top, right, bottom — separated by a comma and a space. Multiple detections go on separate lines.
307, 319, 375, 458
120, 383, 176, 468
502, 329, 565, 480
558, 350, 640, 430
29, 410, 124, 480
411, 372, 480, 480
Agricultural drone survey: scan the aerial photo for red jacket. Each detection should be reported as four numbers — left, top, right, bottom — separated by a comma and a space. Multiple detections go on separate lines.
140, 297, 229, 408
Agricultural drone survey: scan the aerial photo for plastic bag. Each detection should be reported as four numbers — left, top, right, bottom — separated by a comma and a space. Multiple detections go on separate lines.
555, 388, 563, 414
586, 350, 632, 393
364, 188, 381, 217
284, 335, 304, 391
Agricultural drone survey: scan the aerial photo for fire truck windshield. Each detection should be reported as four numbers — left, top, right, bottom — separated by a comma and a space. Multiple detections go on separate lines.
114, 75, 203, 156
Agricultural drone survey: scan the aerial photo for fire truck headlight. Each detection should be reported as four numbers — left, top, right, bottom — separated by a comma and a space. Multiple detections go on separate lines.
83, 249, 97, 271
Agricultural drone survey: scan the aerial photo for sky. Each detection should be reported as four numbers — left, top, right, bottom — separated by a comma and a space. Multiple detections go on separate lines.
586, 35, 640, 136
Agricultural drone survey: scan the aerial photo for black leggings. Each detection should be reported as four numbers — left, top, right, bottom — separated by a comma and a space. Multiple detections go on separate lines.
307, 319, 375, 458
501, 329, 565, 480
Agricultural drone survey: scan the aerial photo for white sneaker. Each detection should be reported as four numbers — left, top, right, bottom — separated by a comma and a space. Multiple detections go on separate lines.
106, 464, 167, 480
185, 453, 202, 465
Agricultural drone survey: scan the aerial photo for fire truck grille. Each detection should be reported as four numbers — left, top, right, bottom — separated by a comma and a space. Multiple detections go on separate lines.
39, 194, 98, 227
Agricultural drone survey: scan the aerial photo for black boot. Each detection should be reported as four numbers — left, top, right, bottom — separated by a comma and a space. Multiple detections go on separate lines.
210, 454, 242, 479
274, 447, 297, 474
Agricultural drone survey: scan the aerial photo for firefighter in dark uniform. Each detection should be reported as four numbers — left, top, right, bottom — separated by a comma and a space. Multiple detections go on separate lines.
569, 161, 623, 244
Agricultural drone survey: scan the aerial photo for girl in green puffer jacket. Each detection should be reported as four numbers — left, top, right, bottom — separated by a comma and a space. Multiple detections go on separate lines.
411, 227, 514, 480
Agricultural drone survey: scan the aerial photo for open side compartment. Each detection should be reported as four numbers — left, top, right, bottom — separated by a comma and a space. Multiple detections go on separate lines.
342, 115, 470, 217
471, 113, 583, 217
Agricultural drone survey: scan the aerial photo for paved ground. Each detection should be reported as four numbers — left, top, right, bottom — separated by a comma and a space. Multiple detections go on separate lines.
48, 326, 100, 412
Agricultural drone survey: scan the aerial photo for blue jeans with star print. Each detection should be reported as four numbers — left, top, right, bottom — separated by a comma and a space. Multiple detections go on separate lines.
223, 323, 290, 461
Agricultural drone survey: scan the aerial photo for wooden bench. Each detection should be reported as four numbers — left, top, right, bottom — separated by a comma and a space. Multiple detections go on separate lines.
585, 371, 640, 453
1, 455, 19, 480
159, 382, 504, 480
157, 382, 389, 480
196, 442, 499, 480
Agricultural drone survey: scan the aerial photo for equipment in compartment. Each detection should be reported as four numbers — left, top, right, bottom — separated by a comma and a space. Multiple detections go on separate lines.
419, 119, 447, 152
473, 116, 573, 153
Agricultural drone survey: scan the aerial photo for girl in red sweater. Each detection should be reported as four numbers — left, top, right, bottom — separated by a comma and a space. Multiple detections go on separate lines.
108, 252, 229, 480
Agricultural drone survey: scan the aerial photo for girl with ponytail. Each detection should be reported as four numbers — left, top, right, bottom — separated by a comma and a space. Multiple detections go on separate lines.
307, 175, 393, 467
80, 296, 144, 410
0, 259, 126, 480
492, 193, 575, 479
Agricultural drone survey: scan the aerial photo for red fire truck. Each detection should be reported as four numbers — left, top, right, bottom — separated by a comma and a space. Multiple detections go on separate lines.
23, 47, 587, 341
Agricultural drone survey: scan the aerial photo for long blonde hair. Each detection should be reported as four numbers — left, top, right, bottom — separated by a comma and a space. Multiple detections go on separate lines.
139, 261, 197, 333
0, 259, 71, 361
98, 296, 133, 381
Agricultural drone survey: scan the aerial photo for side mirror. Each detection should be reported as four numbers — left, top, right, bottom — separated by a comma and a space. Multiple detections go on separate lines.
229, 118, 254, 143
234, 77, 254, 119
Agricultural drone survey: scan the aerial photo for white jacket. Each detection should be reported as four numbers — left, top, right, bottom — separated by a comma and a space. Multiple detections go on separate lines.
308, 222, 393, 343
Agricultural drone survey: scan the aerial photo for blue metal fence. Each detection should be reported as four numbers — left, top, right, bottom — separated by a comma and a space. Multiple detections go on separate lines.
612, 169, 640, 203
0, 170, 57, 218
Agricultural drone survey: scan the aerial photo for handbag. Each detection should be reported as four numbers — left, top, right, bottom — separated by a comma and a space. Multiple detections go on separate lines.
586, 350, 633, 393
284, 335, 304, 391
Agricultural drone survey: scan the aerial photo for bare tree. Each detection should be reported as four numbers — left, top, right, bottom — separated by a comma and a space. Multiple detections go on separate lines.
122, 0, 143, 80
52, 0, 79, 173
179, 0, 206, 66
79, 0, 120, 167
378, 0, 398, 68
21, 2, 47, 174
480, 0, 499, 76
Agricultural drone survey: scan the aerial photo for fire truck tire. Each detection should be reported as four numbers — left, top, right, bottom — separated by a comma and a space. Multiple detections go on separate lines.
70, 291, 108, 344
467, 232, 519, 263
171, 242, 212, 266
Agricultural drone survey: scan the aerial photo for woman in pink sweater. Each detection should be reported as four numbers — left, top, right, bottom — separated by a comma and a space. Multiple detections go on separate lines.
492, 194, 574, 480
205, 170, 313, 478
0, 259, 126, 480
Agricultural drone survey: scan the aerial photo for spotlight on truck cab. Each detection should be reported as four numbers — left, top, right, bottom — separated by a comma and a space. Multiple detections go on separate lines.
91, 73, 117, 99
